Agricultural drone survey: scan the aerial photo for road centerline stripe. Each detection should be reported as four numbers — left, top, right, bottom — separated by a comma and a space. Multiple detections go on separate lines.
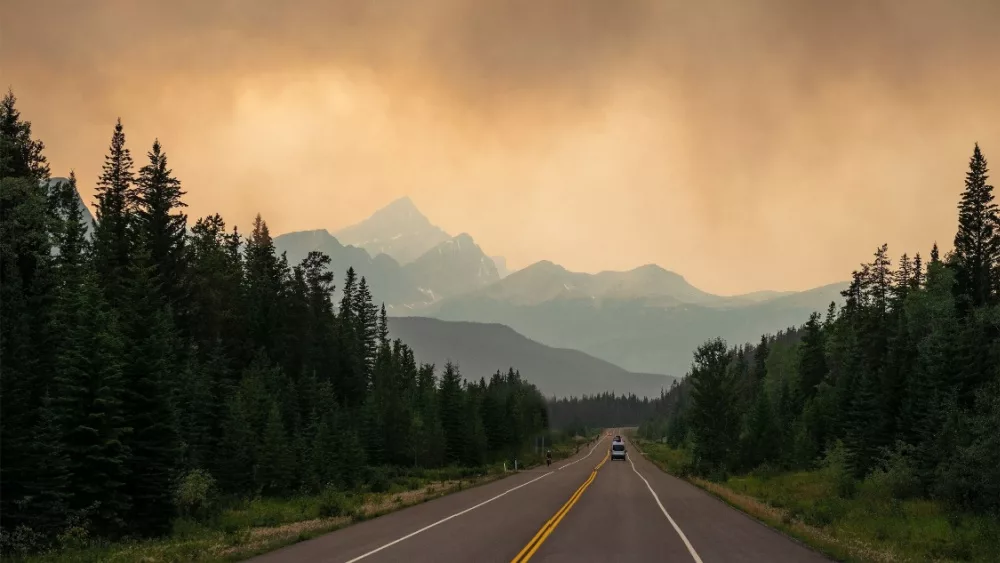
341, 437, 608, 563
511, 452, 610, 563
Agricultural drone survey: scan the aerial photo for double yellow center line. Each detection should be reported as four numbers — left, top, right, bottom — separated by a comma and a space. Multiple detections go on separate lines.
510, 452, 611, 563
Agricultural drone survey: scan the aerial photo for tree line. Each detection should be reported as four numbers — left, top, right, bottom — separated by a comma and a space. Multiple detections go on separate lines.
639, 143, 1000, 515
0, 90, 550, 550
547, 392, 658, 434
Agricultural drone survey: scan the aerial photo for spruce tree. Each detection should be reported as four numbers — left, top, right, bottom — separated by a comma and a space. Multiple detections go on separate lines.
0, 93, 56, 526
134, 139, 188, 330
0, 89, 50, 180
54, 269, 131, 537
19, 393, 72, 537
911, 253, 924, 289
798, 312, 827, 399
257, 403, 295, 495
50, 173, 132, 537
215, 394, 256, 494
119, 241, 181, 536
688, 338, 739, 472
92, 119, 136, 307
243, 214, 286, 359
438, 362, 466, 465
352, 276, 379, 380
952, 143, 998, 308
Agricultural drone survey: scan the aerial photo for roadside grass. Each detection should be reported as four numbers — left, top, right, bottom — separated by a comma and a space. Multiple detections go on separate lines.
17, 468, 504, 563
632, 439, 1000, 563
16, 432, 598, 563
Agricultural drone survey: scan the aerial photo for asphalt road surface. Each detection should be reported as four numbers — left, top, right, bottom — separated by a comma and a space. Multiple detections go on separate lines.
248, 431, 831, 562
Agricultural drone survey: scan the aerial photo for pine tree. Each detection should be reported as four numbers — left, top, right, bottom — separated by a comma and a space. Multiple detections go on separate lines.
134, 139, 188, 329
0, 89, 50, 181
54, 270, 132, 537
120, 241, 181, 536
846, 367, 884, 477
438, 362, 466, 465
176, 357, 220, 471
19, 393, 72, 537
0, 93, 56, 527
310, 413, 339, 488
336, 267, 366, 407
352, 276, 379, 381
336, 417, 366, 488
798, 312, 827, 399
187, 214, 245, 370
243, 214, 286, 360
49, 174, 133, 537
257, 403, 294, 495
911, 253, 924, 289
215, 394, 256, 494
688, 338, 739, 472
92, 119, 136, 307
952, 144, 999, 308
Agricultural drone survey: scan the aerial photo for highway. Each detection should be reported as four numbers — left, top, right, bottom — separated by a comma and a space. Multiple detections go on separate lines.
248, 432, 830, 562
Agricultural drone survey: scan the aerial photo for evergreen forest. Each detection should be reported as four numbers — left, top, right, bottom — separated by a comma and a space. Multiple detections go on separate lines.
0, 90, 550, 552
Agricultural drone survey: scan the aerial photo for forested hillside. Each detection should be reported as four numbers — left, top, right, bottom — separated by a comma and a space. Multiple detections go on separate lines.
547, 392, 658, 434
0, 90, 550, 553
639, 143, 1000, 516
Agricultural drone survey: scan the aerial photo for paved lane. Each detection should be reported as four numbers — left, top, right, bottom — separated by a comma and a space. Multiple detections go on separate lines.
524, 450, 696, 562
248, 431, 832, 562
247, 435, 611, 563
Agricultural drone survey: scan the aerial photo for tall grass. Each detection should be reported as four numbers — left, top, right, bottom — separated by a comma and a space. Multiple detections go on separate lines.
633, 439, 1000, 563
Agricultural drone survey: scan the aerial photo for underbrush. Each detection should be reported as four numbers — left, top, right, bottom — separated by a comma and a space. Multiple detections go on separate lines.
633, 439, 1000, 563
14, 466, 504, 563
11, 434, 597, 563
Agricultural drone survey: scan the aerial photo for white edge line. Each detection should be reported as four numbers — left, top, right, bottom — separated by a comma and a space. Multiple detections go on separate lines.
343, 437, 607, 563
628, 452, 704, 563
557, 436, 604, 470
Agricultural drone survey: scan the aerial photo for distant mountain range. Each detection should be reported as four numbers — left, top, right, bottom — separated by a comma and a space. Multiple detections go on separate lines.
53, 177, 845, 387
387, 317, 676, 399
420, 278, 846, 375
275, 197, 848, 377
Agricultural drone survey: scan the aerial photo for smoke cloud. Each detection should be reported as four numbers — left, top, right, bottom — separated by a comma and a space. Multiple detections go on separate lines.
4, 0, 999, 293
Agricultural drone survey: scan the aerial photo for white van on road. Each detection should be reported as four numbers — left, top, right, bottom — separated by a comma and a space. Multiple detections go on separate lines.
610, 439, 626, 461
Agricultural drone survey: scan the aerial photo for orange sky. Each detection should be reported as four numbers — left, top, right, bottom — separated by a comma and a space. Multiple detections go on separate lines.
4, 0, 1000, 294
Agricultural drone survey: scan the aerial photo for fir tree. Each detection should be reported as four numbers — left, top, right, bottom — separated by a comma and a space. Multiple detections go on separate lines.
92, 119, 136, 307
134, 139, 188, 328
257, 403, 295, 495
243, 214, 286, 359
798, 312, 827, 399
119, 241, 181, 536
952, 144, 998, 308
54, 269, 131, 537
438, 362, 466, 465
688, 338, 740, 472
215, 394, 256, 494
19, 393, 72, 537
0, 89, 50, 181
0, 94, 57, 526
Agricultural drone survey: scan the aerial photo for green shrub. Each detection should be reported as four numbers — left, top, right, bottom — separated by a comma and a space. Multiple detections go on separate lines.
366, 467, 391, 494
317, 487, 354, 518
173, 469, 219, 521
821, 441, 856, 499
865, 441, 919, 500
0, 525, 45, 558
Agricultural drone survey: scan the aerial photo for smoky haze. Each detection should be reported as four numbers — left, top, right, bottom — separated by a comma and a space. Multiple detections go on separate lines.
4, 0, 999, 294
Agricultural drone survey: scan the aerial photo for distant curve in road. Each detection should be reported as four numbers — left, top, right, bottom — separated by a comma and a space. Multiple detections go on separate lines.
247, 431, 831, 562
